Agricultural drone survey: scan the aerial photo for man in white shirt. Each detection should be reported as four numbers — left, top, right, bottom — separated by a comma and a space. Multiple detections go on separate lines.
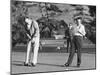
64, 17, 86, 67
24, 17, 40, 67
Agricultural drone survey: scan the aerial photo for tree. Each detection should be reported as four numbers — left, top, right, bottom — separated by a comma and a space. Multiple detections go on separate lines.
11, 1, 28, 47
37, 3, 63, 38
11, 1, 96, 45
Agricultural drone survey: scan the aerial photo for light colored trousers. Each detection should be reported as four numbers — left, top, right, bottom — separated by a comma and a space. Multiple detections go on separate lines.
25, 36, 40, 65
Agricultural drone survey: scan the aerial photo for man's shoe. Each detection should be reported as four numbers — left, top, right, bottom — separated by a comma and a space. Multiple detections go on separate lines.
24, 62, 30, 66
64, 63, 70, 67
77, 64, 80, 67
31, 63, 36, 67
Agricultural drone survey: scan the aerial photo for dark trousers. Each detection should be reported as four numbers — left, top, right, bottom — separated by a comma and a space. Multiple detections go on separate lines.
66, 36, 83, 65
66, 38, 72, 52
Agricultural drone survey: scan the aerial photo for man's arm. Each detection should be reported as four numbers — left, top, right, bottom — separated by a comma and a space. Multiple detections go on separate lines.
78, 25, 86, 36
31, 20, 39, 39
26, 33, 31, 40
82, 26, 86, 36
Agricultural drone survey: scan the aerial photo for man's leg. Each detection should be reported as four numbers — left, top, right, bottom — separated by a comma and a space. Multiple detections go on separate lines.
65, 38, 75, 66
67, 39, 70, 52
25, 41, 32, 64
32, 37, 39, 65
75, 36, 82, 66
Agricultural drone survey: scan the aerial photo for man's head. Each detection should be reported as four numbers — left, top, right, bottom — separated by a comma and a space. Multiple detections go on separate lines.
68, 23, 73, 29
74, 17, 82, 26
69, 23, 72, 26
25, 17, 32, 29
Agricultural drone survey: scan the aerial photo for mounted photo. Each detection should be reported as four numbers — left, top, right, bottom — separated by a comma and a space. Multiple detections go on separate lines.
11, 0, 96, 74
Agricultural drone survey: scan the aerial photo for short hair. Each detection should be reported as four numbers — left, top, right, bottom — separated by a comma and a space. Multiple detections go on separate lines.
74, 17, 82, 21
25, 16, 29, 19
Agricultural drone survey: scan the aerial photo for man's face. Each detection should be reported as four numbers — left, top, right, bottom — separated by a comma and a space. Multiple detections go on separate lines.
77, 19, 82, 26
25, 18, 32, 29
75, 19, 81, 26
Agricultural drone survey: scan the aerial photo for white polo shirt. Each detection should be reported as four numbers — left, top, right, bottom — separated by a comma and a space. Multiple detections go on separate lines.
71, 24, 86, 37
25, 18, 40, 37
74, 24, 86, 36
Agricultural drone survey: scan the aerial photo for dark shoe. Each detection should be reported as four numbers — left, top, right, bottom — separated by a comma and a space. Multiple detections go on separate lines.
64, 63, 70, 67
31, 63, 36, 67
24, 62, 30, 66
77, 64, 80, 67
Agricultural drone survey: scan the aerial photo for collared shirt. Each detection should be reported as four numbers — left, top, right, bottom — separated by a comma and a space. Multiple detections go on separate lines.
25, 18, 40, 38
71, 24, 86, 37
74, 24, 86, 36
32, 20, 40, 37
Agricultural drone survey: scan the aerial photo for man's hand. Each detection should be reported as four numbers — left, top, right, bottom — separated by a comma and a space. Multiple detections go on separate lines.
83, 36, 87, 40
26, 33, 32, 41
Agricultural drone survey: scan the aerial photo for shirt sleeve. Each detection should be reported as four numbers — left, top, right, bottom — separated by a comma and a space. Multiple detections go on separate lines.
82, 26, 86, 36
33, 20, 39, 33
31, 20, 40, 37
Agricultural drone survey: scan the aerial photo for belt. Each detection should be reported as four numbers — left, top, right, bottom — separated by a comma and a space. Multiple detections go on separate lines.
74, 35, 83, 37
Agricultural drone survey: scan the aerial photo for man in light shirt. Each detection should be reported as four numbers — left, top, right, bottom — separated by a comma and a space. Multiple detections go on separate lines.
64, 17, 86, 67
24, 16, 40, 67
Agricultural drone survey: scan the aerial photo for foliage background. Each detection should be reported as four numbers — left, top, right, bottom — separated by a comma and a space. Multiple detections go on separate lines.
11, 0, 96, 47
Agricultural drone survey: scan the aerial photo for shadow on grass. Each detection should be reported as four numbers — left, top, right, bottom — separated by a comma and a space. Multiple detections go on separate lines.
37, 63, 83, 68
12, 61, 32, 67
38, 63, 66, 67
12, 60, 82, 68
13, 63, 25, 67
12, 61, 64, 67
